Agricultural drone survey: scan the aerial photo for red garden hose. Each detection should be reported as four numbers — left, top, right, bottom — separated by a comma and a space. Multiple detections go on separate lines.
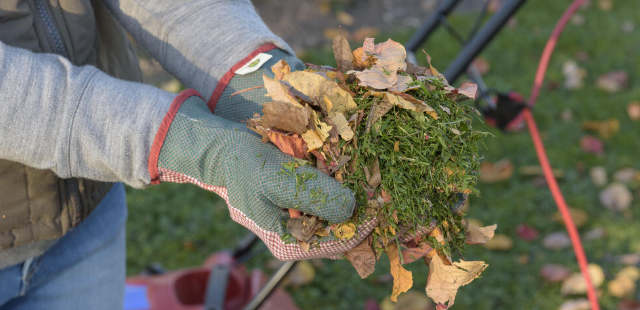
522, 0, 599, 308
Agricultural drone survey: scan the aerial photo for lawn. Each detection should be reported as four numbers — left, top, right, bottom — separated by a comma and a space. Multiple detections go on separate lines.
126, 1, 640, 308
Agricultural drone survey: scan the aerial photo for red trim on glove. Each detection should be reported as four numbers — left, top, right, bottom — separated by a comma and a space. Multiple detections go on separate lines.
148, 89, 202, 184
206, 43, 278, 112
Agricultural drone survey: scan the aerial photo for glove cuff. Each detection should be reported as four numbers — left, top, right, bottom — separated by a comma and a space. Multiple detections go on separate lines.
207, 43, 278, 112
148, 89, 203, 184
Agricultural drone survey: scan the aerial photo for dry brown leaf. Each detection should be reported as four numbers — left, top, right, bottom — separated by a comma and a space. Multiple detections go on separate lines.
327, 112, 354, 141
582, 118, 620, 139
302, 111, 333, 151
457, 82, 478, 100
345, 237, 377, 279
425, 256, 488, 307
559, 299, 591, 310
271, 59, 291, 80
262, 74, 302, 107
597, 70, 628, 93
563, 60, 586, 90
543, 232, 571, 250
590, 166, 608, 186
628, 101, 640, 120
465, 223, 497, 245
354, 68, 398, 89
265, 131, 307, 159
367, 38, 407, 73
552, 208, 588, 228
561, 264, 605, 295
382, 92, 437, 118
262, 100, 310, 134
483, 234, 513, 251
540, 264, 571, 283
479, 159, 514, 183
471, 57, 490, 75
333, 222, 356, 240
600, 183, 633, 211
364, 159, 381, 189
401, 242, 434, 265
389, 75, 416, 92
352, 47, 376, 69
287, 216, 322, 242
387, 243, 413, 302
283, 71, 357, 113
332, 35, 354, 72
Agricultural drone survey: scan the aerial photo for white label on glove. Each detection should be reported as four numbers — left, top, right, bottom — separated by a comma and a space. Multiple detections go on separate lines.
235, 53, 273, 75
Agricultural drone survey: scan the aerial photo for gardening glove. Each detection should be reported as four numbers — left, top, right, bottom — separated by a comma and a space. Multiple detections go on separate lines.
208, 47, 305, 122
148, 90, 376, 260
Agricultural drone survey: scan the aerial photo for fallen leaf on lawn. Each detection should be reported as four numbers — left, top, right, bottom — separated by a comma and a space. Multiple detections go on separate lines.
333, 222, 357, 240
580, 135, 604, 155
471, 57, 490, 75
563, 60, 586, 90
283, 71, 357, 113
519, 165, 564, 178
336, 11, 354, 26
283, 260, 315, 287
618, 254, 640, 266
561, 264, 605, 295
425, 256, 488, 307
345, 237, 377, 279
618, 300, 640, 310
540, 264, 571, 283
583, 227, 606, 241
552, 208, 588, 228
332, 35, 354, 72
600, 183, 633, 211
559, 299, 590, 310
262, 100, 310, 134
582, 118, 619, 139
628, 101, 640, 121
598, 0, 612, 11
387, 243, 413, 302
614, 168, 638, 184
389, 75, 416, 92
484, 234, 513, 251
352, 47, 376, 69
479, 159, 514, 183
516, 224, 539, 241
571, 14, 585, 26
328, 112, 354, 141
287, 216, 322, 242
380, 290, 434, 310
365, 38, 407, 73
354, 68, 399, 89
465, 223, 497, 245
378, 91, 438, 118
597, 70, 628, 93
352, 27, 379, 43
543, 232, 571, 250
271, 60, 290, 80
323, 27, 350, 41
590, 166, 608, 186
406, 62, 430, 76
364, 159, 381, 188
265, 130, 307, 159
609, 276, 636, 298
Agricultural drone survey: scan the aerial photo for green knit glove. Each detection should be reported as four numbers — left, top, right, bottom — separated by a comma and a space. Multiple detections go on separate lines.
149, 91, 375, 260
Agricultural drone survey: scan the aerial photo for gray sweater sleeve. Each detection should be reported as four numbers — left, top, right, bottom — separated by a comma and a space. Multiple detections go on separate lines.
0, 42, 175, 188
103, 0, 294, 98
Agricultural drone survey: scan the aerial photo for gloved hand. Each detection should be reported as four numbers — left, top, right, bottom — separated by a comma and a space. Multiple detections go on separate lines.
148, 89, 375, 260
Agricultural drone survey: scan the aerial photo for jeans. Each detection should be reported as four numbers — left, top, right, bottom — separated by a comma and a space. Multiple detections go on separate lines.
0, 183, 128, 310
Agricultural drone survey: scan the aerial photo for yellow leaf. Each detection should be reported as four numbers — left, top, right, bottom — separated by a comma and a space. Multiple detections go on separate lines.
283, 71, 357, 113
465, 223, 497, 245
386, 243, 413, 302
328, 112, 354, 141
378, 92, 438, 119
483, 234, 513, 251
270, 60, 291, 80
425, 256, 487, 307
333, 222, 356, 240
301, 130, 324, 151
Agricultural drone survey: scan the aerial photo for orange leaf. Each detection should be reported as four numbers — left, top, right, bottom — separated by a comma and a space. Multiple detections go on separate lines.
265, 130, 307, 159
387, 243, 413, 302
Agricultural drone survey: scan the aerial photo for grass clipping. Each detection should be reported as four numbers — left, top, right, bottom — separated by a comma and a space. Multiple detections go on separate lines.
247, 36, 495, 308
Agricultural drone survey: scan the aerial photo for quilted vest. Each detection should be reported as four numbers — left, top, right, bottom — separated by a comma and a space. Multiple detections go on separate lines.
0, 0, 142, 250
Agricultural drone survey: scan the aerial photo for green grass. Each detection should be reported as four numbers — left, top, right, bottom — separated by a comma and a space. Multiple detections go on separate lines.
126, 1, 640, 308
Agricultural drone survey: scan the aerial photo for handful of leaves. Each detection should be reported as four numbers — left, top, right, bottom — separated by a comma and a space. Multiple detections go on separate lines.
247, 36, 496, 308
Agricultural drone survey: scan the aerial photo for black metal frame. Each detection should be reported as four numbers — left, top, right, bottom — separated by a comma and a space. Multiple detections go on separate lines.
209, 1, 529, 309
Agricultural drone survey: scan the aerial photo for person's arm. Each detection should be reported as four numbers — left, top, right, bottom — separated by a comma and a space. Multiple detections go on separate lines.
0, 41, 174, 188
103, 0, 291, 110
